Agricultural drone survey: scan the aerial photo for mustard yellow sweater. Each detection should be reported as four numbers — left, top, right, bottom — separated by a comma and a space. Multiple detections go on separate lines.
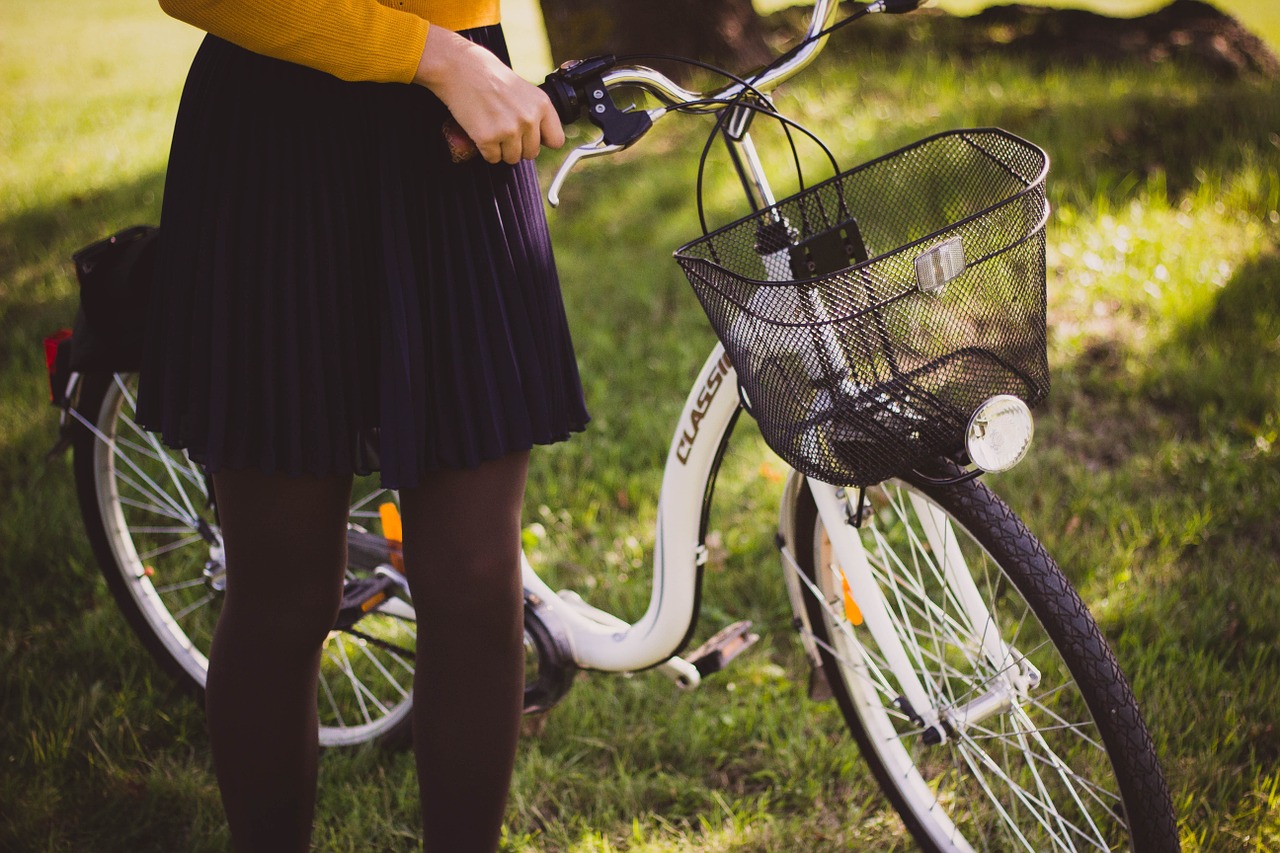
158, 0, 500, 84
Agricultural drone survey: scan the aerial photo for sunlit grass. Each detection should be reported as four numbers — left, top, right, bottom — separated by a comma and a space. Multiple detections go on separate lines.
3, 0, 1279, 850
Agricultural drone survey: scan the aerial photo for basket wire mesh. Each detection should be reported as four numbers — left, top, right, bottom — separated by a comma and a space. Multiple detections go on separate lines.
675, 129, 1051, 487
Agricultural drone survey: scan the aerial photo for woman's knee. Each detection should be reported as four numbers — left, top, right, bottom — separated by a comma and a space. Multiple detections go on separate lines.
219, 575, 345, 656
411, 541, 521, 607
396, 452, 528, 601
211, 467, 353, 651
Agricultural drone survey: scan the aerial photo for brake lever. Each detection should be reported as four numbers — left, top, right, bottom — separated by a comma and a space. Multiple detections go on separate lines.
547, 139, 623, 208
547, 106, 666, 207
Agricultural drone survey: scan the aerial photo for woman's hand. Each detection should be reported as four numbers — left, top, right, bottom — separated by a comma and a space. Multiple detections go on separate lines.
414, 26, 564, 165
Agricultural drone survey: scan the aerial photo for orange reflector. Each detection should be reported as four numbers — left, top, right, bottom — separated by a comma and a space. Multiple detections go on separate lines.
378, 502, 406, 572
360, 591, 387, 613
379, 503, 402, 543
838, 567, 863, 626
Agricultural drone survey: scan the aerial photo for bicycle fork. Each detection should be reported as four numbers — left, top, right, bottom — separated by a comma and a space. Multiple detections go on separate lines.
779, 473, 1040, 746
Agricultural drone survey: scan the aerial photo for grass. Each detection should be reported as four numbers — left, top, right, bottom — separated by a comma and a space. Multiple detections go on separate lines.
3, 0, 1280, 850
935, 0, 1280, 52
755, 1, 1280, 53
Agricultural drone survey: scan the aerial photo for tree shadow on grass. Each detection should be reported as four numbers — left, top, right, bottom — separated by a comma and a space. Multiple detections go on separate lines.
1, 167, 165, 376
1, 167, 165, 278
808, 8, 1280, 210
1, 168, 168, 633
1144, 240, 1280, 430
1038, 245, 1280, 832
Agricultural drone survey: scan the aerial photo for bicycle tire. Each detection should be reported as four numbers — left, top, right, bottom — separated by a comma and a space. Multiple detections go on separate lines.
72, 372, 416, 749
789, 466, 1178, 851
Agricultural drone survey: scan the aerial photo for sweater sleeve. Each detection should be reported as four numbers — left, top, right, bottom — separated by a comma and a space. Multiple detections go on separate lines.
158, 0, 430, 84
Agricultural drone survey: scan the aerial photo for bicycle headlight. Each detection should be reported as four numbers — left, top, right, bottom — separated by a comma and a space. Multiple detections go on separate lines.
965, 395, 1034, 473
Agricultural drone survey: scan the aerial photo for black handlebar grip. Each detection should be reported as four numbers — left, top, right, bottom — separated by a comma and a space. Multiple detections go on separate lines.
539, 74, 582, 125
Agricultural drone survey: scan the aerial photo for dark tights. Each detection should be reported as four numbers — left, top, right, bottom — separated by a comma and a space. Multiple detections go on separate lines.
207, 452, 529, 853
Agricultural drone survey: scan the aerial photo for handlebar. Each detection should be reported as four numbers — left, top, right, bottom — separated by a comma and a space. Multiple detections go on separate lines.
445, 0, 921, 203
597, 0, 842, 113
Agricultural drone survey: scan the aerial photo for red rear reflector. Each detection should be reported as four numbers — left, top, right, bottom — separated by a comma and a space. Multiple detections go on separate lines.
44, 329, 72, 373
43, 329, 73, 400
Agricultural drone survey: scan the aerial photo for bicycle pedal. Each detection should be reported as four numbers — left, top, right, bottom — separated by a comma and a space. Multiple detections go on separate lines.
686, 620, 759, 677
333, 574, 400, 630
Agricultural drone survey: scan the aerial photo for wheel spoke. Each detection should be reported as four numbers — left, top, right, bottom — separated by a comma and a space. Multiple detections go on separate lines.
115, 492, 191, 525
1009, 704, 1124, 821
1020, 689, 1109, 755
318, 671, 347, 727
74, 406, 197, 528
111, 465, 195, 526
794, 477, 1160, 849
113, 375, 207, 521
80, 376, 413, 748
353, 636, 411, 700
154, 575, 211, 595
955, 737, 1059, 851
349, 488, 393, 514
172, 593, 215, 622
136, 532, 206, 562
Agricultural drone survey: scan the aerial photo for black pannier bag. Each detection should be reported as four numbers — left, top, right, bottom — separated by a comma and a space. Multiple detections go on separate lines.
68, 224, 159, 374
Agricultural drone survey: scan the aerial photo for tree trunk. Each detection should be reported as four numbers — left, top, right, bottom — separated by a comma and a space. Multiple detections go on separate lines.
538, 0, 775, 81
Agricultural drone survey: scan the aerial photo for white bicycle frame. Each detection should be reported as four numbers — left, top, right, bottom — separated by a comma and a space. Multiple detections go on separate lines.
516, 0, 989, 723
520, 341, 952, 728
519, 344, 739, 682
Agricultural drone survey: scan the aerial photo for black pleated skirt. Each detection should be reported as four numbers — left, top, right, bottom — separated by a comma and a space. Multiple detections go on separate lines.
136, 27, 589, 489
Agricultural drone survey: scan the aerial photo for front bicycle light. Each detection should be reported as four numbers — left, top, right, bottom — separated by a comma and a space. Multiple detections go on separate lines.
965, 394, 1034, 473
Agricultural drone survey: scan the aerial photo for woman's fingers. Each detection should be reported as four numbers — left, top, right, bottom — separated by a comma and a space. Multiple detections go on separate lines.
473, 88, 561, 164
415, 26, 564, 165
518, 120, 542, 163
540, 103, 566, 151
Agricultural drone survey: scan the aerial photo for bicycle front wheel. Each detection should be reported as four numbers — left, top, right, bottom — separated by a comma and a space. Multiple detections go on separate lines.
788, 468, 1177, 851
72, 372, 416, 748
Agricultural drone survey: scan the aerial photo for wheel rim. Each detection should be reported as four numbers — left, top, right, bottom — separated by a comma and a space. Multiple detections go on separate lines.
809, 481, 1131, 851
89, 374, 415, 746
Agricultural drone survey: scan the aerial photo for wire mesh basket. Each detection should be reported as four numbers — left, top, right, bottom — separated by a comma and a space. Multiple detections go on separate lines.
675, 128, 1051, 487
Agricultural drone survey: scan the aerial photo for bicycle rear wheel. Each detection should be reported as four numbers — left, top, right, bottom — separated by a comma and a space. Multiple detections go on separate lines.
72, 372, 416, 748
786, 468, 1178, 851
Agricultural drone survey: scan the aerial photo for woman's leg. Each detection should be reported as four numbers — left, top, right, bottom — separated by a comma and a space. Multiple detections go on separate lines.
206, 468, 354, 853
398, 451, 530, 853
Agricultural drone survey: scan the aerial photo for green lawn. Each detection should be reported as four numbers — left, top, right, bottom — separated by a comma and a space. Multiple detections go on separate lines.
3, 0, 1279, 851
932, 0, 1280, 51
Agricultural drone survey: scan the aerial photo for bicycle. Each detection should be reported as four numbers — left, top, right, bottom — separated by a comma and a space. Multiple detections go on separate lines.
45, 0, 1180, 848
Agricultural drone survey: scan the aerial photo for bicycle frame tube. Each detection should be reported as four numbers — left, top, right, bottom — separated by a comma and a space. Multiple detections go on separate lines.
521, 344, 741, 672
519, 0, 846, 671
704, 126, 945, 720
807, 485, 940, 730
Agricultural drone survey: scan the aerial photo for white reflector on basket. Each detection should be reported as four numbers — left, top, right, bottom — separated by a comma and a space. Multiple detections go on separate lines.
966, 395, 1034, 472
915, 237, 965, 295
